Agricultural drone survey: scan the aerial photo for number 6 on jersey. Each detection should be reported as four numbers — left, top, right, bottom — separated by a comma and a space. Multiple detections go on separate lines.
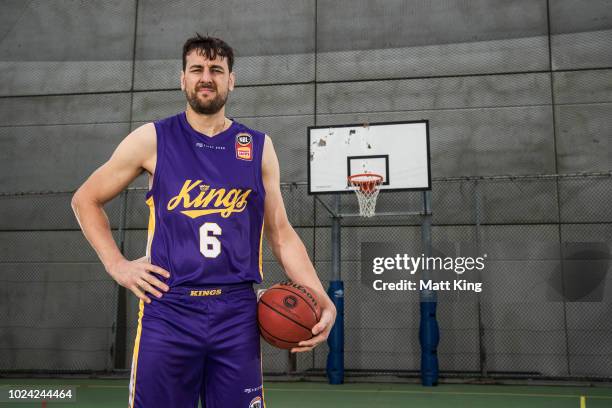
200, 222, 222, 258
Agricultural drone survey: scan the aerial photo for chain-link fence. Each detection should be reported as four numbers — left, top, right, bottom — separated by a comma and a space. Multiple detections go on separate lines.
1, 172, 610, 380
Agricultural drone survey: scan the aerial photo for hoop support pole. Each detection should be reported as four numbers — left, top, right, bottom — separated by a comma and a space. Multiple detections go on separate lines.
327, 195, 344, 384
420, 190, 439, 386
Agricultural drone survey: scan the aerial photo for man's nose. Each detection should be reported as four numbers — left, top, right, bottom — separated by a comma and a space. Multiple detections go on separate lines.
200, 68, 213, 83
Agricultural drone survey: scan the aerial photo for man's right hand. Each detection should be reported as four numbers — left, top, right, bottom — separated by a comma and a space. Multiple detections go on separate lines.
107, 256, 171, 304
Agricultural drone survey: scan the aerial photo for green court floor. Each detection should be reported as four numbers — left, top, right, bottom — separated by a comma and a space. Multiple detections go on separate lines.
1, 378, 611, 407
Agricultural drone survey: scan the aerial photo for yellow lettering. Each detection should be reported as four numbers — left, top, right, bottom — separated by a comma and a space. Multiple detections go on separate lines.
168, 180, 202, 210
235, 190, 251, 210
167, 179, 253, 219
189, 288, 223, 296
221, 189, 239, 209
199, 188, 226, 208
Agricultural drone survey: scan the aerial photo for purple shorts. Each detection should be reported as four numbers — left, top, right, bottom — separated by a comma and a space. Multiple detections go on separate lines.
128, 283, 265, 408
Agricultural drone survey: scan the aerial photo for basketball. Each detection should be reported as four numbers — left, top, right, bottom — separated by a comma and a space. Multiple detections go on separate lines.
257, 281, 322, 349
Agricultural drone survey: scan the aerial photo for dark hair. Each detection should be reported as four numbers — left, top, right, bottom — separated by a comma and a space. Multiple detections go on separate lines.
182, 33, 234, 72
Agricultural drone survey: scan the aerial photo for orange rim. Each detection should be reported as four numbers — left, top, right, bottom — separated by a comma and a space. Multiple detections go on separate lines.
348, 173, 383, 193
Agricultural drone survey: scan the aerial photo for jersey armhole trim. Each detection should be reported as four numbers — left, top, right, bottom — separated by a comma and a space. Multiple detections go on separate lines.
257, 133, 268, 196
145, 122, 166, 200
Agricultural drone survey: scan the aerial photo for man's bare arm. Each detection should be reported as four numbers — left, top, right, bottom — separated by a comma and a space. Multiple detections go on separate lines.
262, 135, 337, 352
71, 123, 170, 303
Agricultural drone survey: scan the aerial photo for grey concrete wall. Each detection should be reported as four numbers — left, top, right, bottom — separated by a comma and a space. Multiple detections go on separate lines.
0, 0, 610, 376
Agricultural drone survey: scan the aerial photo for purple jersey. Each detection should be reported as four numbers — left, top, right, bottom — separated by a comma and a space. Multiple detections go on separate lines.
145, 112, 266, 287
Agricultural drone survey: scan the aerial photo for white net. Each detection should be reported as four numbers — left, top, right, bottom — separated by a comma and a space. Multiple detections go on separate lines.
348, 174, 383, 217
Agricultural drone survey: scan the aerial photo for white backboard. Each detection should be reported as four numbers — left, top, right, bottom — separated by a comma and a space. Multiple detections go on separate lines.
308, 120, 431, 194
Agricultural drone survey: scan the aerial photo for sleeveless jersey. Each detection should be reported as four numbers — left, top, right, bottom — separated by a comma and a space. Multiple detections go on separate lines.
144, 112, 266, 287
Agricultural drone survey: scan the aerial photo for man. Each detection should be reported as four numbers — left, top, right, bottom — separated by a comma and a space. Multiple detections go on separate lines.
71, 34, 336, 408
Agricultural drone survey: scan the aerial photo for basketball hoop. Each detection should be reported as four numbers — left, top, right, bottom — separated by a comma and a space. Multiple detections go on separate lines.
347, 173, 383, 217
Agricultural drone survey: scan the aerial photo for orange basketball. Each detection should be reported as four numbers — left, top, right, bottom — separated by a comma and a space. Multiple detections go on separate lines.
257, 281, 322, 349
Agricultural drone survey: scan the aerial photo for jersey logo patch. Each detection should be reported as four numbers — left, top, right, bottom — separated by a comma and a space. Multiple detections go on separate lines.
236, 133, 253, 161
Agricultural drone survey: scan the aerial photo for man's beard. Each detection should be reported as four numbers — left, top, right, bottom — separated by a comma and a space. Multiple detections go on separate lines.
185, 85, 228, 114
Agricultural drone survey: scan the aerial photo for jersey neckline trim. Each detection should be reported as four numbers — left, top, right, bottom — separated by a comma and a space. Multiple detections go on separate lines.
179, 111, 238, 142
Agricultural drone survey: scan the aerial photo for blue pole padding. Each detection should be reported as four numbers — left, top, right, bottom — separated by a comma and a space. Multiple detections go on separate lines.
419, 301, 439, 386
326, 280, 344, 384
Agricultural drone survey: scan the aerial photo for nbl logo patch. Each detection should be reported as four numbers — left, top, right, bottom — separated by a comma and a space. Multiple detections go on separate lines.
235, 133, 253, 161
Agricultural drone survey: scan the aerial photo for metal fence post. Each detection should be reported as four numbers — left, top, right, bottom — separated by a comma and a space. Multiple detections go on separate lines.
474, 179, 487, 377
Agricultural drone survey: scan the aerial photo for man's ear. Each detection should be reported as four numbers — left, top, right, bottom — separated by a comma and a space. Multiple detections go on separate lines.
228, 71, 235, 92
180, 71, 185, 91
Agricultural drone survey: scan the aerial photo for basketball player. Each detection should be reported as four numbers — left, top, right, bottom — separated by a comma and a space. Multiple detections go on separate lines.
71, 34, 337, 408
